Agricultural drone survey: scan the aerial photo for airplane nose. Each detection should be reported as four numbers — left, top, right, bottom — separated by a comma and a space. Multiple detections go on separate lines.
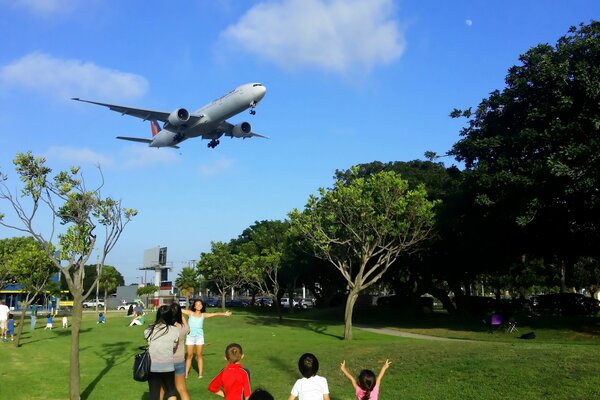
256, 85, 266, 100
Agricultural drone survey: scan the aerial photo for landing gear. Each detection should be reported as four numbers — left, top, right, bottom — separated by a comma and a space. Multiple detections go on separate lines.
249, 101, 257, 115
208, 139, 220, 148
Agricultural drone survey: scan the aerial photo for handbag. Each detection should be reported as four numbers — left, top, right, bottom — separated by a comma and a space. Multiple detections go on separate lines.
133, 346, 151, 382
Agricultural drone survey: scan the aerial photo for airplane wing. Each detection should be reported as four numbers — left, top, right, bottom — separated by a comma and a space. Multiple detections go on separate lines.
219, 121, 270, 139
72, 98, 202, 127
116, 136, 180, 149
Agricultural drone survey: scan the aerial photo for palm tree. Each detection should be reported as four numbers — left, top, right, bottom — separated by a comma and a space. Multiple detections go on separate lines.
176, 266, 199, 307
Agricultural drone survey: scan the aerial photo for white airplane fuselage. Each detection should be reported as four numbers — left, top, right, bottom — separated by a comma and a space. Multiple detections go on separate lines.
150, 83, 266, 148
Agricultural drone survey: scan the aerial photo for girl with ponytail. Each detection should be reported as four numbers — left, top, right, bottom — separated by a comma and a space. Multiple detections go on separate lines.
340, 359, 391, 400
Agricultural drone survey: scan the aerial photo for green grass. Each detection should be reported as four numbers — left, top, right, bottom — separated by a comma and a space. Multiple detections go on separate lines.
0, 308, 599, 399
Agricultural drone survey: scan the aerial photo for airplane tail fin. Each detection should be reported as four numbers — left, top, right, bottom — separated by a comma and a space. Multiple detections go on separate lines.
150, 120, 161, 137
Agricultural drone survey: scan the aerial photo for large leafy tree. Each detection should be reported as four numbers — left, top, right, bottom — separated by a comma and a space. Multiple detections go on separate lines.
0, 152, 136, 399
290, 170, 437, 340
335, 160, 465, 312
1, 236, 58, 347
232, 220, 289, 318
450, 21, 600, 291
197, 241, 247, 310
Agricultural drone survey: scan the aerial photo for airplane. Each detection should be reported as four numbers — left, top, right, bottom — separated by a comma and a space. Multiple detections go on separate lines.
72, 82, 267, 149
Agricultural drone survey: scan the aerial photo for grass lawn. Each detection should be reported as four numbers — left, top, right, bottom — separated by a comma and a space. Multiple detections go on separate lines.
0, 308, 598, 399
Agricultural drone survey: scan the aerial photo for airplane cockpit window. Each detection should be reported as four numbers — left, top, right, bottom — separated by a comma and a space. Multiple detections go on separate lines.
253, 83, 263, 87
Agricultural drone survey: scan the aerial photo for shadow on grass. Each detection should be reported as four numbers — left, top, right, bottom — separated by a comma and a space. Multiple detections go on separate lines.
19, 327, 93, 346
81, 341, 135, 399
243, 314, 344, 340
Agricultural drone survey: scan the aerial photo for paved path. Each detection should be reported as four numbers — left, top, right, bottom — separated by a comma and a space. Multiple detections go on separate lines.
355, 325, 472, 342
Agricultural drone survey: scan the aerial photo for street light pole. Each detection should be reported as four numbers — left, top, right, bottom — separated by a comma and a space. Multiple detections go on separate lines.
95, 252, 100, 312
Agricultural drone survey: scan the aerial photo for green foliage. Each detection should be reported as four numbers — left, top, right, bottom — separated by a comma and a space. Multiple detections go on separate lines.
175, 266, 199, 298
0, 236, 57, 293
450, 21, 600, 260
197, 241, 247, 297
290, 170, 438, 288
0, 152, 135, 399
136, 285, 159, 297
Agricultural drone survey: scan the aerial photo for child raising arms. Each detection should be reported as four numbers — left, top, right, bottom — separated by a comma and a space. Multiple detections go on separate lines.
340, 359, 391, 400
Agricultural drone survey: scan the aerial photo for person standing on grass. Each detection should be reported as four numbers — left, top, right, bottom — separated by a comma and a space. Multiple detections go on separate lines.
0, 300, 9, 342
145, 305, 180, 400
169, 303, 191, 400
289, 353, 330, 400
208, 343, 251, 400
6, 313, 15, 342
182, 299, 231, 379
339, 359, 391, 400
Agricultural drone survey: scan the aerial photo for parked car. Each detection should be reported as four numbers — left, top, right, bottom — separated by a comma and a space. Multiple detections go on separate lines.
530, 293, 600, 316
280, 298, 298, 308
295, 298, 315, 309
255, 297, 273, 307
225, 299, 250, 308
117, 301, 141, 311
82, 300, 104, 308
203, 298, 221, 308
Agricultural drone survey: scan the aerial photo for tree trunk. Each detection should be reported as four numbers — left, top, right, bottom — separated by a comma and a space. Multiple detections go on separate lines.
69, 300, 83, 400
343, 289, 360, 340
103, 292, 108, 315
560, 260, 567, 293
14, 307, 28, 347
220, 292, 226, 312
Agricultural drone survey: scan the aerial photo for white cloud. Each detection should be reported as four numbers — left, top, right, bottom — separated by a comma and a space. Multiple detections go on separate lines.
121, 146, 180, 169
198, 158, 234, 177
221, 0, 405, 74
1, 0, 79, 16
45, 146, 114, 167
0, 52, 148, 101
465, 19, 473, 27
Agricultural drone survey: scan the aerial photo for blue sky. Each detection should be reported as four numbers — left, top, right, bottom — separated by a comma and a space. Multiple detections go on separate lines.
0, 0, 598, 284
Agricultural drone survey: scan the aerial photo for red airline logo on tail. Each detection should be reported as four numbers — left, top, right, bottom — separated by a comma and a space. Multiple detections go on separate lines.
150, 120, 161, 137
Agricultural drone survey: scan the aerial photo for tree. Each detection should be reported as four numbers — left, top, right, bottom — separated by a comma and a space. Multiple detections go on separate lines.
289, 169, 438, 339
450, 21, 600, 291
98, 266, 121, 314
176, 266, 199, 307
0, 152, 136, 399
1, 236, 58, 347
197, 241, 247, 310
137, 285, 159, 309
232, 220, 290, 319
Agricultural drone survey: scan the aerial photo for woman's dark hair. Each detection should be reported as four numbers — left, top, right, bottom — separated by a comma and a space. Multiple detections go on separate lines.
298, 353, 319, 378
358, 369, 376, 400
146, 305, 173, 340
191, 299, 206, 313
248, 388, 274, 400
170, 302, 183, 324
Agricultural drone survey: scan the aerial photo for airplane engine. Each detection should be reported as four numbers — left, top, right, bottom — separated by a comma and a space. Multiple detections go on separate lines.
231, 122, 252, 138
168, 108, 190, 126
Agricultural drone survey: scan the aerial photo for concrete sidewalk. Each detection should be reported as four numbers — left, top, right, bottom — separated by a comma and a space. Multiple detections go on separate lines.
355, 325, 472, 342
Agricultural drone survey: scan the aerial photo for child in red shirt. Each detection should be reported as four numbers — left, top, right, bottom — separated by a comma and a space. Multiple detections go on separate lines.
208, 343, 251, 400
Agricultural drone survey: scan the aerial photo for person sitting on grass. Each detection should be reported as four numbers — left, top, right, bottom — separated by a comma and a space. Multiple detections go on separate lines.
289, 353, 330, 400
44, 314, 53, 330
129, 312, 146, 327
208, 343, 251, 400
97, 312, 105, 324
340, 359, 391, 400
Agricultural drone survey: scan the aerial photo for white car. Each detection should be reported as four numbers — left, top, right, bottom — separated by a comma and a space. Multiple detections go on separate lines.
82, 300, 104, 308
280, 298, 298, 308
